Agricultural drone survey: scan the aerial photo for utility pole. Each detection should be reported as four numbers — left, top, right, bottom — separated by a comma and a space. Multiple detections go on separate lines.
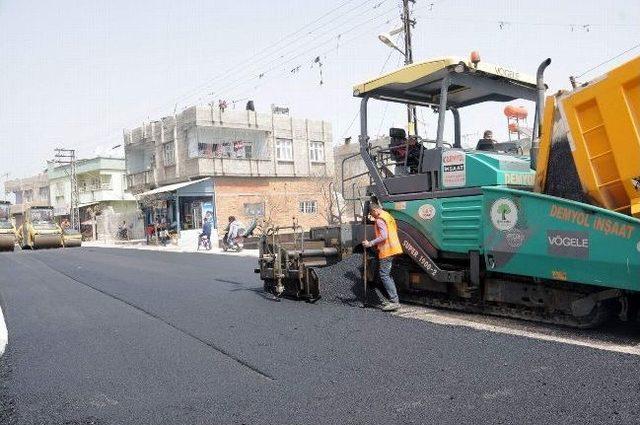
402, 0, 417, 135
53, 148, 79, 230
0, 173, 8, 202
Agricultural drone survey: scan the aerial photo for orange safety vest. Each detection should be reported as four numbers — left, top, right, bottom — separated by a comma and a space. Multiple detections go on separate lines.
374, 210, 403, 259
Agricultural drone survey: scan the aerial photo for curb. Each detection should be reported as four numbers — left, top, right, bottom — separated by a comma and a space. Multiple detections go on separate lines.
83, 243, 259, 258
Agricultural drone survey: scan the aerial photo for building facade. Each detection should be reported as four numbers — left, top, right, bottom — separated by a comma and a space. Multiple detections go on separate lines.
4, 173, 50, 228
333, 136, 389, 219
47, 157, 140, 240
125, 105, 334, 244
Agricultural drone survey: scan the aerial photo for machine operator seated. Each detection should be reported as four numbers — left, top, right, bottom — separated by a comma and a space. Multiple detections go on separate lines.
476, 130, 496, 151
389, 128, 421, 175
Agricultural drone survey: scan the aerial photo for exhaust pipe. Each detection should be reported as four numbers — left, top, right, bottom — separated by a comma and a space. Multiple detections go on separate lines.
531, 58, 551, 170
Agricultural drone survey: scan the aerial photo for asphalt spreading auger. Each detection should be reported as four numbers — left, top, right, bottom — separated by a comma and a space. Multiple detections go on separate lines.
257, 53, 640, 328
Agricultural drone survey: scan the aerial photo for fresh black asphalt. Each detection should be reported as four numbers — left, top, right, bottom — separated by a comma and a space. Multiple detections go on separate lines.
0, 247, 639, 424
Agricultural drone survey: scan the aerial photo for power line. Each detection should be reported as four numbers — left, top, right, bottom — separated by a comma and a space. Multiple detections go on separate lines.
574, 42, 640, 79
62, 0, 385, 155
412, 14, 637, 30
187, 0, 380, 106
376, 47, 405, 137
209, 3, 399, 101
227, 11, 402, 103
342, 33, 401, 139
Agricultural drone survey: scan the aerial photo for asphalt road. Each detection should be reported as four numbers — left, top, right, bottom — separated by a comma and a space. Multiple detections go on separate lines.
0, 247, 639, 424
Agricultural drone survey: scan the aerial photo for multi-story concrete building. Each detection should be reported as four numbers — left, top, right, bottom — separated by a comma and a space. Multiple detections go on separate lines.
48, 157, 140, 240
124, 105, 334, 245
4, 173, 50, 227
333, 136, 389, 219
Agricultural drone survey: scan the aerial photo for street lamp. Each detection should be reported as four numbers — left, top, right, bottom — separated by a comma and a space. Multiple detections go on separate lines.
377, 27, 405, 56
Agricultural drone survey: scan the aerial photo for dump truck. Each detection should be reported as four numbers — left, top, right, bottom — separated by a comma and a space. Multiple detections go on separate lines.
0, 201, 16, 251
17, 206, 63, 249
257, 54, 640, 328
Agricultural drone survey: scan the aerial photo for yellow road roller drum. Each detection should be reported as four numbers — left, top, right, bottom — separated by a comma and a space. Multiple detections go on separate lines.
20, 206, 63, 250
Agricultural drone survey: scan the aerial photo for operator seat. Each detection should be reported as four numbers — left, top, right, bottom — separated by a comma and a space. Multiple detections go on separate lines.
389, 128, 407, 162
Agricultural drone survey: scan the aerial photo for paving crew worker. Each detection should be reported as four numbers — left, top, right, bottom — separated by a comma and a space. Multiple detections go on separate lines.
362, 204, 403, 311
476, 130, 496, 151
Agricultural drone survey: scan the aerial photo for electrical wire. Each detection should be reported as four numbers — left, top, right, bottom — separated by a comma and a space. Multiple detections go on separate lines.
376, 46, 404, 137
341, 31, 401, 139
164, 0, 367, 110
209, 4, 399, 101
227, 12, 402, 103
411, 14, 637, 29
187, 0, 381, 106
66, 0, 388, 154
574, 42, 640, 79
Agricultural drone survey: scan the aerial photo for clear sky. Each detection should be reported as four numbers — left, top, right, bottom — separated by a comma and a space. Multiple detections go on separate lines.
1, 0, 639, 188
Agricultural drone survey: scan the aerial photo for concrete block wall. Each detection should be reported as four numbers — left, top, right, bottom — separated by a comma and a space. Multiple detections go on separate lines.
213, 176, 332, 230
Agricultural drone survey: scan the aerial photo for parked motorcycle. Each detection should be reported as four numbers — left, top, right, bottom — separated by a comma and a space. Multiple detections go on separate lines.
197, 234, 212, 251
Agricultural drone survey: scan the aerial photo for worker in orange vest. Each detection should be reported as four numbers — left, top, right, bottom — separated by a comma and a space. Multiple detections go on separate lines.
362, 204, 403, 311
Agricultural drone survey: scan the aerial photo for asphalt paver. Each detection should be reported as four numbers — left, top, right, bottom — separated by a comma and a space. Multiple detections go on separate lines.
1, 248, 639, 424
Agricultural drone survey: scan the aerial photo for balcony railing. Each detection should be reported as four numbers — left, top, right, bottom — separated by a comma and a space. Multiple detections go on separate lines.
127, 170, 153, 188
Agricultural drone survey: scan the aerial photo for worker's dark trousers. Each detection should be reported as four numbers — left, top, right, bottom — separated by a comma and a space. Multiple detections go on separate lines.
378, 257, 399, 303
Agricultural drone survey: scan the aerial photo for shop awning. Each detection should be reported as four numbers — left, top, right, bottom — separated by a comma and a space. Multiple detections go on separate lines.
136, 178, 211, 198
78, 201, 101, 208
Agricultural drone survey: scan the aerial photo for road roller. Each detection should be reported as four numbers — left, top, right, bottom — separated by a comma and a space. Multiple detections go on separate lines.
62, 228, 82, 248
0, 201, 16, 252
18, 206, 63, 249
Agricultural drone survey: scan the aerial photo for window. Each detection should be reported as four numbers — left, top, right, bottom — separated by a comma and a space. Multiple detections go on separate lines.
299, 200, 317, 214
100, 175, 112, 190
197, 141, 252, 159
244, 202, 265, 217
163, 142, 175, 165
38, 187, 49, 201
309, 141, 325, 163
187, 127, 269, 159
276, 138, 293, 161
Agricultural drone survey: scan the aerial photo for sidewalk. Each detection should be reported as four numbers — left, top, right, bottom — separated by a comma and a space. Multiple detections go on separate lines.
82, 240, 259, 257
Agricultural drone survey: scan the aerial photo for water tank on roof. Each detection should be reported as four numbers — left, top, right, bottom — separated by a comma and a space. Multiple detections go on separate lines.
504, 105, 528, 119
